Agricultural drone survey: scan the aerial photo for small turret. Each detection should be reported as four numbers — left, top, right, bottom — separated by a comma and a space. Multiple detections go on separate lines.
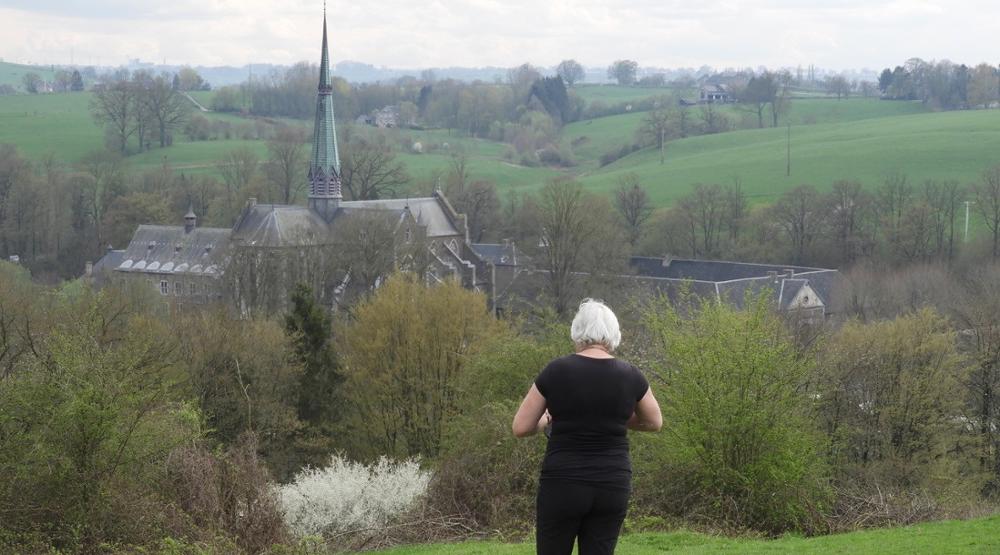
184, 205, 197, 234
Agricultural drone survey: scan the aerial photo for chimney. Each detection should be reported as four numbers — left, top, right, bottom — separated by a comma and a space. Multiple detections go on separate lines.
767, 270, 778, 282
85, 261, 93, 277
247, 197, 257, 209
783, 268, 795, 279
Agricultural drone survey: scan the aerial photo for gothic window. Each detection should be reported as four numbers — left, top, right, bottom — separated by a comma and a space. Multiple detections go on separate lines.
159, 280, 169, 295
175, 282, 182, 296
405, 227, 413, 243
189, 283, 197, 296
448, 239, 459, 252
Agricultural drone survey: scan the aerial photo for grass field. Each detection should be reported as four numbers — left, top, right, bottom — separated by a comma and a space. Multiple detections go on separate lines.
572, 84, 673, 104
571, 108, 1000, 206
1, 91, 997, 209
375, 515, 1000, 554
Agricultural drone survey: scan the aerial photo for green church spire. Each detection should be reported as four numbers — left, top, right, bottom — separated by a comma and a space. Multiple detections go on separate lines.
308, 8, 342, 211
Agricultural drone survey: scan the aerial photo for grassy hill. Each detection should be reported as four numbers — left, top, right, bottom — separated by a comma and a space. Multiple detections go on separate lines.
1, 91, 997, 209
0, 61, 57, 91
575, 108, 1000, 206
375, 515, 1000, 554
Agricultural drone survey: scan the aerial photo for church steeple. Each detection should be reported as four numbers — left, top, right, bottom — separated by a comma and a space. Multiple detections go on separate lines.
308, 7, 342, 220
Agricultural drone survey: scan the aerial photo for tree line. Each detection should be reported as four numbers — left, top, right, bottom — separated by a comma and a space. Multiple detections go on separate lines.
879, 58, 1000, 109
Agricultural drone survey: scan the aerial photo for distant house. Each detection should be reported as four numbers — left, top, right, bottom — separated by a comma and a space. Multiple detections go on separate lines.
699, 84, 732, 103
373, 106, 399, 128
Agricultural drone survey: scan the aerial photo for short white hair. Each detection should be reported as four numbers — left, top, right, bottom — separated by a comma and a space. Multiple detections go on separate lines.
570, 298, 621, 351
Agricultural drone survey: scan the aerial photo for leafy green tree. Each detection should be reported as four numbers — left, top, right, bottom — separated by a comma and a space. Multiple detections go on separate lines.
70, 69, 85, 92
816, 309, 966, 488
339, 273, 501, 459
638, 293, 829, 533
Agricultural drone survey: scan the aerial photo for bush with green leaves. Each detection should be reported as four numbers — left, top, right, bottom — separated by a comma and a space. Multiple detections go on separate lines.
636, 294, 830, 533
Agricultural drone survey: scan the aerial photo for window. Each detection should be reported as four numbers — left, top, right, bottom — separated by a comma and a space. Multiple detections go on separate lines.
189, 283, 197, 296
175, 282, 182, 296
159, 280, 169, 295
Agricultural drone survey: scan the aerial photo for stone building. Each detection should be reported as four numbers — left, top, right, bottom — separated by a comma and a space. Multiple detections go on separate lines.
96, 14, 492, 315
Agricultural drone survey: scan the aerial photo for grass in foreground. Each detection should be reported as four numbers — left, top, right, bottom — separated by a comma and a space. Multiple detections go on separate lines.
375, 515, 1000, 554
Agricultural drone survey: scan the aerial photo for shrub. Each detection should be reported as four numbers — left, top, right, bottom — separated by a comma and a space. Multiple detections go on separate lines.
637, 293, 830, 533
277, 455, 430, 538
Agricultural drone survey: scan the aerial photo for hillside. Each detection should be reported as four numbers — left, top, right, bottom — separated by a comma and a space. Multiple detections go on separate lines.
576, 108, 1000, 206
0, 61, 57, 91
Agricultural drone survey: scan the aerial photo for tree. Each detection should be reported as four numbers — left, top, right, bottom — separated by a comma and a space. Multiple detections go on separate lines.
176, 66, 205, 91
975, 165, 1000, 259
878, 68, 894, 94
825, 75, 851, 100
817, 309, 964, 487
641, 293, 828, 532
614, 173, 654, 247
638, 107, 672, 163
136, 74, 189, 148
556, 59, 585, 86
535, 179, 624, 315
285, 284, 341, 427
265, 127, 307, 204
454, 181, 501, 243
678, 183, 727, 257
340, 273, 500, 459
21, 72, 41, 94
340, 136, 409, 201
90, 78, 137, 154
968, 63, 1000, 109
217, 147, 260, 215
70, 70, 85, 92
826, 180, 875, 264
739, 72, 779, 128
607, 60, 639, 86
772, 185, 825, 264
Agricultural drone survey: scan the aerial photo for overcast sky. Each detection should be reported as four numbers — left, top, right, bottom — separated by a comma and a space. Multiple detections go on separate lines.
1, 1, 997, 71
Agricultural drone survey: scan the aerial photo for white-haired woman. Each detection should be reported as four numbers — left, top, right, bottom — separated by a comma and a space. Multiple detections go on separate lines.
513, 299, 662, 555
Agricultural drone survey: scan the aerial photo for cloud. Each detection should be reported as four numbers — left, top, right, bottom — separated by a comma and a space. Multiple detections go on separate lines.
0, 1, 997, 71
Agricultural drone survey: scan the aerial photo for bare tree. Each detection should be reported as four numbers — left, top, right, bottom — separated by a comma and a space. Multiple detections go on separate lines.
340, 137, 409, 201
724, 178, 748, 245
772, 185, 825, 265
217, 147, 259, 213
137, 74, 189, 148
265, 127, 307, 204
827, 180, 875, 264
678, 183, 727, 257
614, 173, 654, 247
607, 60, 638, 86
975, 165, 1000, 258
454, 181, 500, 243
90, 79, 137, 154
922, 179, 963, 260
637, 108, 672, 164
536, 179, 622, 315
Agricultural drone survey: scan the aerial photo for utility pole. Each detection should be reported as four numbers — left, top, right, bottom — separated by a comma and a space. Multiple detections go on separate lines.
965, 200, 973, 243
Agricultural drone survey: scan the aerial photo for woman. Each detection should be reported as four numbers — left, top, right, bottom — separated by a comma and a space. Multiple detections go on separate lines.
512, 299, 662, 555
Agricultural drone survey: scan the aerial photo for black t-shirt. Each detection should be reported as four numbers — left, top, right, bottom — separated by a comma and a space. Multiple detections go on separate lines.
534, 354, 650, 490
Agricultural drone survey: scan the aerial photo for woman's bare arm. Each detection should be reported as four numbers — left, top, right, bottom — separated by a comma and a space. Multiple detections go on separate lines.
627, 387, 662, 432
512, 384, 549, 437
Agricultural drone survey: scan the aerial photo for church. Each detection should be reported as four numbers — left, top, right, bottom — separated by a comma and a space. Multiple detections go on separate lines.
94, 15, 493, 316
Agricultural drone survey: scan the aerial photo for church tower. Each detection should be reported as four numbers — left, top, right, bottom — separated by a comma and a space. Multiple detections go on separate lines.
307, 10, 342, 221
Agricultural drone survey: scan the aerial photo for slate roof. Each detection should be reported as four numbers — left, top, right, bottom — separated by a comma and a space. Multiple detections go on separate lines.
116, 225, 231, 276
629, 257, 839, 312
231, 204, 332, 247
342, 197, 460, 237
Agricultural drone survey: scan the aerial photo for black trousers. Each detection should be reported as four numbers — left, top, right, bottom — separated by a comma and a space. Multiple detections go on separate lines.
535, 479, 630, 555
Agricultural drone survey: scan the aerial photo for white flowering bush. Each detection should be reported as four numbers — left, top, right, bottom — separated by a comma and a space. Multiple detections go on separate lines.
277, 455, 431, 538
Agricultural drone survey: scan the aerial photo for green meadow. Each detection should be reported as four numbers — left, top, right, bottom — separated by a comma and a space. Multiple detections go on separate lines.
376, 515, 1000, 555
576, 108, 1000, 206
0, 90, 997, 208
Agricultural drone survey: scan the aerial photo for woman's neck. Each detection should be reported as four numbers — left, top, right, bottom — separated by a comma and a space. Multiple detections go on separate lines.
576, 344, 615, 359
